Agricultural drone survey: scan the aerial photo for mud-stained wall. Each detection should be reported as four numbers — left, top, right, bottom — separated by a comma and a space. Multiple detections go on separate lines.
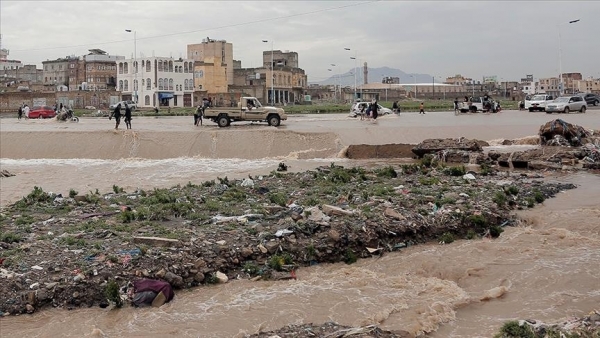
345, 144, 416, 159
0, 129, 343, 160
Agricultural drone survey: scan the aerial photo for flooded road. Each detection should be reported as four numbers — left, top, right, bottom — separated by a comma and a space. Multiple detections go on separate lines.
1, 111, 599, 337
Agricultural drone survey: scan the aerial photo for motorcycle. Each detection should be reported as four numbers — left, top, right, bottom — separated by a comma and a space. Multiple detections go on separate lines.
57, 108, 79, 122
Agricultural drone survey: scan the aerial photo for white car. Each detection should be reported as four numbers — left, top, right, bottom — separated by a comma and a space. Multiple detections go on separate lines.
349, 102, 393, 117
545, 96, 587, 114
109, 100, 137, 110
525, 94, 554, 112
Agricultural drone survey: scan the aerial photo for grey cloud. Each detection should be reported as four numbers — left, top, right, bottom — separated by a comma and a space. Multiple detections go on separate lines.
1, 1, 598, 82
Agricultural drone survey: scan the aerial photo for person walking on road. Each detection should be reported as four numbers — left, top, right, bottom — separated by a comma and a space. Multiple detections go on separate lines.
23, 105, 30, 119
124, 103, 132, 129
110, 103, 122, 130
419, 102, 425, 114
454, 98, 459, 114
371, 99, 379, 120
18, 105, 23, 120
194, 104, 203, 126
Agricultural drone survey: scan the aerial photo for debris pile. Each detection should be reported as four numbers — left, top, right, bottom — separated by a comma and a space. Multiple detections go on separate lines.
0, 165, 576, 315
495, 310, 600, 338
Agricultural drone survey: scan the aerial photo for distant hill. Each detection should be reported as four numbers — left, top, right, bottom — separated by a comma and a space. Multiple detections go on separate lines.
315, 66, 437, 86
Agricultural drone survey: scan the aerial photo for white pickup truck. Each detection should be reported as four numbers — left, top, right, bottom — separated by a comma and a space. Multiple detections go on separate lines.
525, 94, 554, 112
458, 96, 497, 113
202, 97, 287, 127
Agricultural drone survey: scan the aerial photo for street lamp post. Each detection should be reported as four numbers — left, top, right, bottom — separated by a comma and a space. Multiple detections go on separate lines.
327, 68, 336, 102
331, 63, 341, 103
262, 40, 274, 105
125, 29, 137, 103
410, 74, 417, 99
558, 19, 580, 96
345, 48, 357, 100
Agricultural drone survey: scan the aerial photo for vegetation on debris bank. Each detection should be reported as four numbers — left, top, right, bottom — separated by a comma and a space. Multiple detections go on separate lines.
0, 163, 576, 315
494, 317, 600, 338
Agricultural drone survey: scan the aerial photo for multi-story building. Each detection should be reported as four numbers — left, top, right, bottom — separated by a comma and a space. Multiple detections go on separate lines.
538, 77, 560, 97
42, 57, 77, 89
560, 72, 583, 94
382, 77, 400, 84
0, 48, 22, 71
188, 38, 233, 94
116, 56, 194, 108
445, 74, 473, 86
1, 64, 42, 83
573, 77, 600, 95
261, 50, 307, 104
78, 49, 122, 91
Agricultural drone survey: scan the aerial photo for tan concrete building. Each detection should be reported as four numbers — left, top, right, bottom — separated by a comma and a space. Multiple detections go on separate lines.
187, 38, 233, 93
42, 57, 74, 89
445, 74, 473, 86
574, 77, 600, 95
260, 50, 307, 104
538, 77, 560, 97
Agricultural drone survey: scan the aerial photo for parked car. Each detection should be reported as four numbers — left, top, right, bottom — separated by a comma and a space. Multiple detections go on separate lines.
577, 93, 599, 106
545, 96, 587, 114
525, 94, 554, 112
349, 101, 393, 117
29, 106, 57, 119
109, 100, 137, 110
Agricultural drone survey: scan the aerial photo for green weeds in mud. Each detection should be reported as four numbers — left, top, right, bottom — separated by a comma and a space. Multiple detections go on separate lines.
439, 232, 455, 244
494, 321, 534, 338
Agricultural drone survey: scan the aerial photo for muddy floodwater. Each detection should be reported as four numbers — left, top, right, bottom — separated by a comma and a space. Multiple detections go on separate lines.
1, 111, 599, 337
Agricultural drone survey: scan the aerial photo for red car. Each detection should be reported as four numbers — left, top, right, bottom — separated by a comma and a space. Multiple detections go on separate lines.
29, 106, 57, 119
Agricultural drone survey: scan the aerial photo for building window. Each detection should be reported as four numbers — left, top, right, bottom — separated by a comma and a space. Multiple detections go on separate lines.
134, 80, 138, 91
169, 78, 173, 90
145, 95, 150, 105
146, 61, 151, 72
184, 63, 188, 73
133, 61, 138, 74
158, 61, 163, 72
118, 63, 123, 74
70, 64, 74, 69
119, 80, 124, 91
169, 61, 173, 72
124, 62, 129, 73
146, 77, 151, 90
184, 79, 188, 90
158, 78, 163, 90
124, 80, 129, 91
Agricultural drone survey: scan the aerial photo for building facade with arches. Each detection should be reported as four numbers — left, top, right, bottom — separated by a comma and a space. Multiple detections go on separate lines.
116, 56, 194, 108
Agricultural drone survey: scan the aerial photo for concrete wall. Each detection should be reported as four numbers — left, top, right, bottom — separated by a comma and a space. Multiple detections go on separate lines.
0, 91, 121, 113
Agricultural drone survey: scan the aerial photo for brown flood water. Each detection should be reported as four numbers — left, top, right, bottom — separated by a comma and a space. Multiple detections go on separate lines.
1, 112, 599, 337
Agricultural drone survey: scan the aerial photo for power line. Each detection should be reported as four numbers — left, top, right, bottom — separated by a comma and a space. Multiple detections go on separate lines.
12, 1, 380, 52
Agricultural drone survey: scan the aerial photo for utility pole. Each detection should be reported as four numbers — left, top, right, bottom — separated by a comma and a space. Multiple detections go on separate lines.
125, 30, 137, 103
558, 19, 580, 96
345, 48, 357, 101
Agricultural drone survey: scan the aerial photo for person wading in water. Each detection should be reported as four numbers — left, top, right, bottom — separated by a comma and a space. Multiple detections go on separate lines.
110, 103, 122, 129
124, 103, 132, 129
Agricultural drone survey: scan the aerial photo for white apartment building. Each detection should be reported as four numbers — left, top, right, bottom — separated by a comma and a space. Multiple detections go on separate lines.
116, 56, 194, 108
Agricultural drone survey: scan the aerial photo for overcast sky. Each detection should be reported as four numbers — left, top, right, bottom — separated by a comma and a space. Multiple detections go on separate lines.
1, 1, 599, 83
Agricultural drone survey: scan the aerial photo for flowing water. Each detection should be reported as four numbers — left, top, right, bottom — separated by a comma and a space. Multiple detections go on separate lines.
1, 112, 599, 337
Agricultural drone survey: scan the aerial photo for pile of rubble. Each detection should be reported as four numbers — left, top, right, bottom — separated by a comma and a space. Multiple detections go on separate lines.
0, 164, 576, 315
411, 119, 599, 170
495, 310, 600, 338
245, 322, 410, 337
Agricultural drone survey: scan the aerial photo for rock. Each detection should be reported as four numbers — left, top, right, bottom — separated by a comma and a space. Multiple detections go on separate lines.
155, 269, 167, 278
29, 283, 40, 290
539, 119, 591, 146
215, 271, 228, 283
240, 178, 254, 188
384, 208, 406, 221
73, 273, 85, 282
26, 304, 35, 314
322, 204, 354, 216
463, 173, 476, 180
240, 247, 254, 258
215, 240, 226, 246
306, 207, 330, 223
258, 244, 268, 254
164, 272, 184, 288
265, 241, 279, 254
74, 196, 88, 202
36, 290, 48, 302
133, 236, 180, 247
328, 229, 340, 242
275, 229, 293, 237
193, 272, 205, 283
72, 291, 80, 298
412, 138, 484, 158
45, 282, 58, 290
290, 211, 303, 221
31, 265, 44, 271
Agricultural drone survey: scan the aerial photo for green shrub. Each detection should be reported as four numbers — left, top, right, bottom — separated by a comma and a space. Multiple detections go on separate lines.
104, 279, 123, 308
493, 191, 507, 207
506, 186, 519, 195
439, 232, 455, 244
329, 168, 352, 183
15, 215, 35, 226
69, 189, 78, 198
375, 166, 398, 178
466, 230, 477, 240
268, 253, 293, 271
419, 177, 440, 186
525, 197, 535, 208
243, 262, 260, 275
489, 225, 504, 238
112, 185, 124, 194
444, 165, 466, 176
533, 190, 545, 203
269, 193, 287, 207
493, 321, 534, 338
468, 214, 487, 227
344, 249, 357, 264
1, 232, 22, 243
119, 210, 135, 223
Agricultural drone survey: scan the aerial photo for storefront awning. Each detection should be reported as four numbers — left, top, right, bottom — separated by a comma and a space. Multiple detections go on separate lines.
158, 92, 174, 100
